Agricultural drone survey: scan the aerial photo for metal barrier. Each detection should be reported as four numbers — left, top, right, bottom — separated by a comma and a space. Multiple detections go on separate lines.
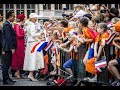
77, 44, 88, 79
46, 43, 120, 86
97, 45, 110, 84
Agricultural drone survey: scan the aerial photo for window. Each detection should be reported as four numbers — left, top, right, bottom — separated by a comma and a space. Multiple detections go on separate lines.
17, 10, 24, 15
0, 4, 3, 9
0, 10, 3, 16
66, 4, 69, 10
66, 4, 74, 10
17, 4, 24, 9
70, 4, 74, 10
27, 4, 30, 9
108, 4, 111, 9
0, 10, 3, 21
21, 4, 24, 9
27, 4, 35, 9
43, 4, 51, 10
55, 4, 58, 10
115, 4, 118, 9
43, 4, 47, 10
59, 4, 62, 10
26, 4, 35, 18
16, 4, 25, 15
27, 10, 35, 18
31, 4, 35, 9
27, 10, 30, 18
17, 4, 20, 9
6, 4, 9, 9
6, 4, 14, 9
10, 4, 14, 9
6, 10, 14, 14
55, 4, 62, 10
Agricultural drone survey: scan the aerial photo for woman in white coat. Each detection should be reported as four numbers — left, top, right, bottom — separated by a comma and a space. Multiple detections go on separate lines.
23, 13, 44, 81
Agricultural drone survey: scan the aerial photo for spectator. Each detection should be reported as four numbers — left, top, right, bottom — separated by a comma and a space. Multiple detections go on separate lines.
108, 36, 120, 86
69, 5, 86, 22
108, 8, 119, 21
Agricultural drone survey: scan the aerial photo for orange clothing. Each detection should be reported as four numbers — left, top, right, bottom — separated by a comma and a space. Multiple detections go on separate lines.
64, 27, 72, 33
82, 27, 96, 49
82, 27, 94, 39
95, 31, 109, 44
113, 21, 120, 32
56, 52, 60, 67
63, 27, 72, 38
86, 57, 96, 74
70, 40, 78, 60
44, 54, 49, 64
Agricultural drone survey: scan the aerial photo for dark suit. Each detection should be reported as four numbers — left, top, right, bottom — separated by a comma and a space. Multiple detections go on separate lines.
1, 20, 17, 83
0, 29, 2, 55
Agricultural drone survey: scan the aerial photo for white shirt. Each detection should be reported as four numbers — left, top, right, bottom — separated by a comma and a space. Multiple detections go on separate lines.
74, 10, 86, 18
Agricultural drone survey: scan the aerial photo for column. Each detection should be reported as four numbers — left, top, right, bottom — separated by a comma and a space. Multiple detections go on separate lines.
62, 4, 66, 9
74, 4, 78, 7
14, 4, 16, 20
24, 4, 27, 19
51, 4, 54, 17
3, 4, 5, 22
111, 4, 115, 8
39, 4, 43, 17
35, 4, 38, 15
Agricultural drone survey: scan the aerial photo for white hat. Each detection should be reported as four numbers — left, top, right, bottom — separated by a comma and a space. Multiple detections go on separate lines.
74, 10, 86, 18
29, 13, 39, 18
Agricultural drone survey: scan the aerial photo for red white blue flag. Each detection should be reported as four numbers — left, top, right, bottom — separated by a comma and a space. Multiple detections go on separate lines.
44, 40, 53, 51
95, 59, 107, 68
31, 41, 48, 53
106, 33, 116, 45
52, 46, 58, 55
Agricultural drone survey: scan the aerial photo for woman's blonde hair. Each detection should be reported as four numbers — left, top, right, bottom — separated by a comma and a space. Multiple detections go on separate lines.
111, 17, 120, 24
68, 21, 76, 28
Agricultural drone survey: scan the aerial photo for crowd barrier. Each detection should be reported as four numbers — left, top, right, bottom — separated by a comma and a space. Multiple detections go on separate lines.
46, 42, 120, 86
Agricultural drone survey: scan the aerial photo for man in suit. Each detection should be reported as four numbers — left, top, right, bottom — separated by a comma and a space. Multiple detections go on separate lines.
1, 11, 17, 85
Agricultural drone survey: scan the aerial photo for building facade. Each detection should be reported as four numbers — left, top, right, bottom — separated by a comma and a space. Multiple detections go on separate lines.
0, 4, 120, 21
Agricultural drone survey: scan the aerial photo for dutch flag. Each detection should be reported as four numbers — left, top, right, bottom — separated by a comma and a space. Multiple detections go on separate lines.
95, 59, 107, 69
95, 58, 107, 73
95, 67, 102, 73
31, 41, 48, 53
52, 45, 58, 55
44, 40, 53, 51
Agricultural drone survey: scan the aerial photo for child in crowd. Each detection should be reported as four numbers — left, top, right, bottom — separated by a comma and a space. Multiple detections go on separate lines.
87, 23, 110, 82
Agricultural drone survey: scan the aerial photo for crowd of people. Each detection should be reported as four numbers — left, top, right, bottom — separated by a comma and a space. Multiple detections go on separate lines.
0, 4, 120, 86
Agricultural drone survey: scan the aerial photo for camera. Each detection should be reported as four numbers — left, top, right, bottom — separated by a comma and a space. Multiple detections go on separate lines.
100, 10, 108, 13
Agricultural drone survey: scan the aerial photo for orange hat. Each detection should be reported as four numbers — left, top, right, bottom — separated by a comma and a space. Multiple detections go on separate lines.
113, 21, 120, 32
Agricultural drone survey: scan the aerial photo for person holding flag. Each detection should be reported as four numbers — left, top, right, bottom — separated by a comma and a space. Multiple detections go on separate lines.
23, 13, 44, 81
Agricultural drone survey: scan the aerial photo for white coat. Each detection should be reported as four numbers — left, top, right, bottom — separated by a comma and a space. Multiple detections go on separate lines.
23, 20, 44, 71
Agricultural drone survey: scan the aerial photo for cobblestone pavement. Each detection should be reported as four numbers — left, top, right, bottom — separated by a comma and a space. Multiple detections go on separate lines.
0, 69, 48, 86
